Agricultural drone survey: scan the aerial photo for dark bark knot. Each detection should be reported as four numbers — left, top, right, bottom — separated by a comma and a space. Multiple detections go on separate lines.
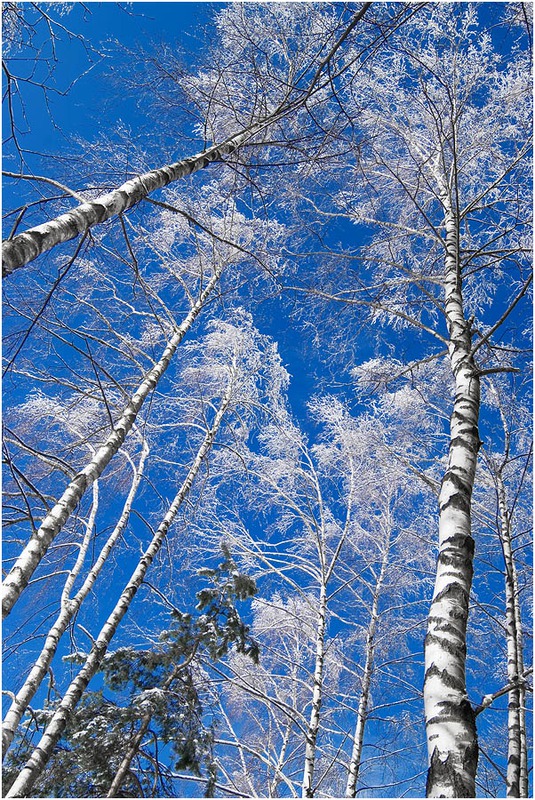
448, 435, 477, 454
426, 737, 478, 798
436, 534, 475, 577
441, 470, 472, 497
442, 532, 475, 557
429, 698, 476, 728
440, 492, 471, 515
434, 575, 471, 601
437, 550, 474, 575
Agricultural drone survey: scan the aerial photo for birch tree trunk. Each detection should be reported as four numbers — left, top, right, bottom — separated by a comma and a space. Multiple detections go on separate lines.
269, 714, 295, 798
2, 131, 257, 274
302, 581, 328, 798
495, 470, 528, 798
345, 530, 390, 797
5, 374, 234, 799
2, 4, 370, 276
424, 187, 480, 797
2, 270, 219, 619
2, 440, 149, 757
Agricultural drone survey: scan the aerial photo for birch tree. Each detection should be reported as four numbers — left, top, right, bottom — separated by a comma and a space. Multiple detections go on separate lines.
2, 430, 149, 757
2, 3, 378, 274
4, 550, 258, 798
4, 312, 289, 796
2, 4, 532, 797
284, 6, 532, 794
471, 377, 532, 797
2, 170, 285, 618
183, 380, 437, 797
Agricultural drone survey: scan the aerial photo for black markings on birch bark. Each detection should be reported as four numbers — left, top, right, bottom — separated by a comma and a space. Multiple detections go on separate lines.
494, 470, 528, 797
424, 187, 480, 798
2, 135, 250, 275
1, 271, 220, 619
2, 7, 372, 275
1, 441, 149, 758
5, 376, 234, 798
302, 582, 328, 798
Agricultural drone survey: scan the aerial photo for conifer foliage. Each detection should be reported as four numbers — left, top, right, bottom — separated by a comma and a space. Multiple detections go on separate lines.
2, 3, 532, 798
4, 550, 258, 797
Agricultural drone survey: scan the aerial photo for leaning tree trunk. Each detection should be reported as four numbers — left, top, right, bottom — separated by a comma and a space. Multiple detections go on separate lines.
2, 129, 261, 274
106, 647, 198, 798
5, 375, 234, 799
496, 469, 528, 797
269, 713, 295, 798
2, 440, 149, 757
2, 5, 371, 276
302, 581, 328, 798
2, 270, 219, 619
423, 187, 480, 798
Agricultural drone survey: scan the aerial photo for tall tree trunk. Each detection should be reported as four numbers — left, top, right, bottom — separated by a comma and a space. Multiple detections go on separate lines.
345, 529, 390, 797
5, 375, 234, 799
2, 440, 149, 757
515, 592, 528, 799
496, 470, 527, 797
269, 714, 294, 798
424, 188, 480, 798
2, 130, 258, 274
2, 5, 371, 276
2, 271, 219, 619
302, 581, 328, 798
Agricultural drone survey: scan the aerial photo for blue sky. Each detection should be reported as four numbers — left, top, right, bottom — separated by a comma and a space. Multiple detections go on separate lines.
2, 3, 532, 797
4, 4, 215, 158
3, 0, 331, 415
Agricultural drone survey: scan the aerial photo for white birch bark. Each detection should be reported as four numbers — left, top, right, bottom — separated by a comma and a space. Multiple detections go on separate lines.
495, 471, 527, 798
345, 528, 390, 797
269, 714, 295, 798
2, 271, 219, 619
301, 581, 327, 798
5, 374, 234, 798
1, 439, 149, 757
424, 188, 480, 797
515, 583, 528, 800
495, 395, 529, 799
2, 130, 255, 274
2, 4, 371, 276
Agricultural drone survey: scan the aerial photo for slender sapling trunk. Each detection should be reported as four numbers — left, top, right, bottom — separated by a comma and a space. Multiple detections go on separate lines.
5, 374, 234, 798
2, 271, 219, 619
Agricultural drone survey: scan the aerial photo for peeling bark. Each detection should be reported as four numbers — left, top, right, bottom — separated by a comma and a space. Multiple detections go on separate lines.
2, 271, 219, 619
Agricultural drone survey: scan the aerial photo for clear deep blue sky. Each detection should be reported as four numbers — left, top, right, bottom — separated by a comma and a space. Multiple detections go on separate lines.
21, 3, 217, 152
2, 5, 532, 795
